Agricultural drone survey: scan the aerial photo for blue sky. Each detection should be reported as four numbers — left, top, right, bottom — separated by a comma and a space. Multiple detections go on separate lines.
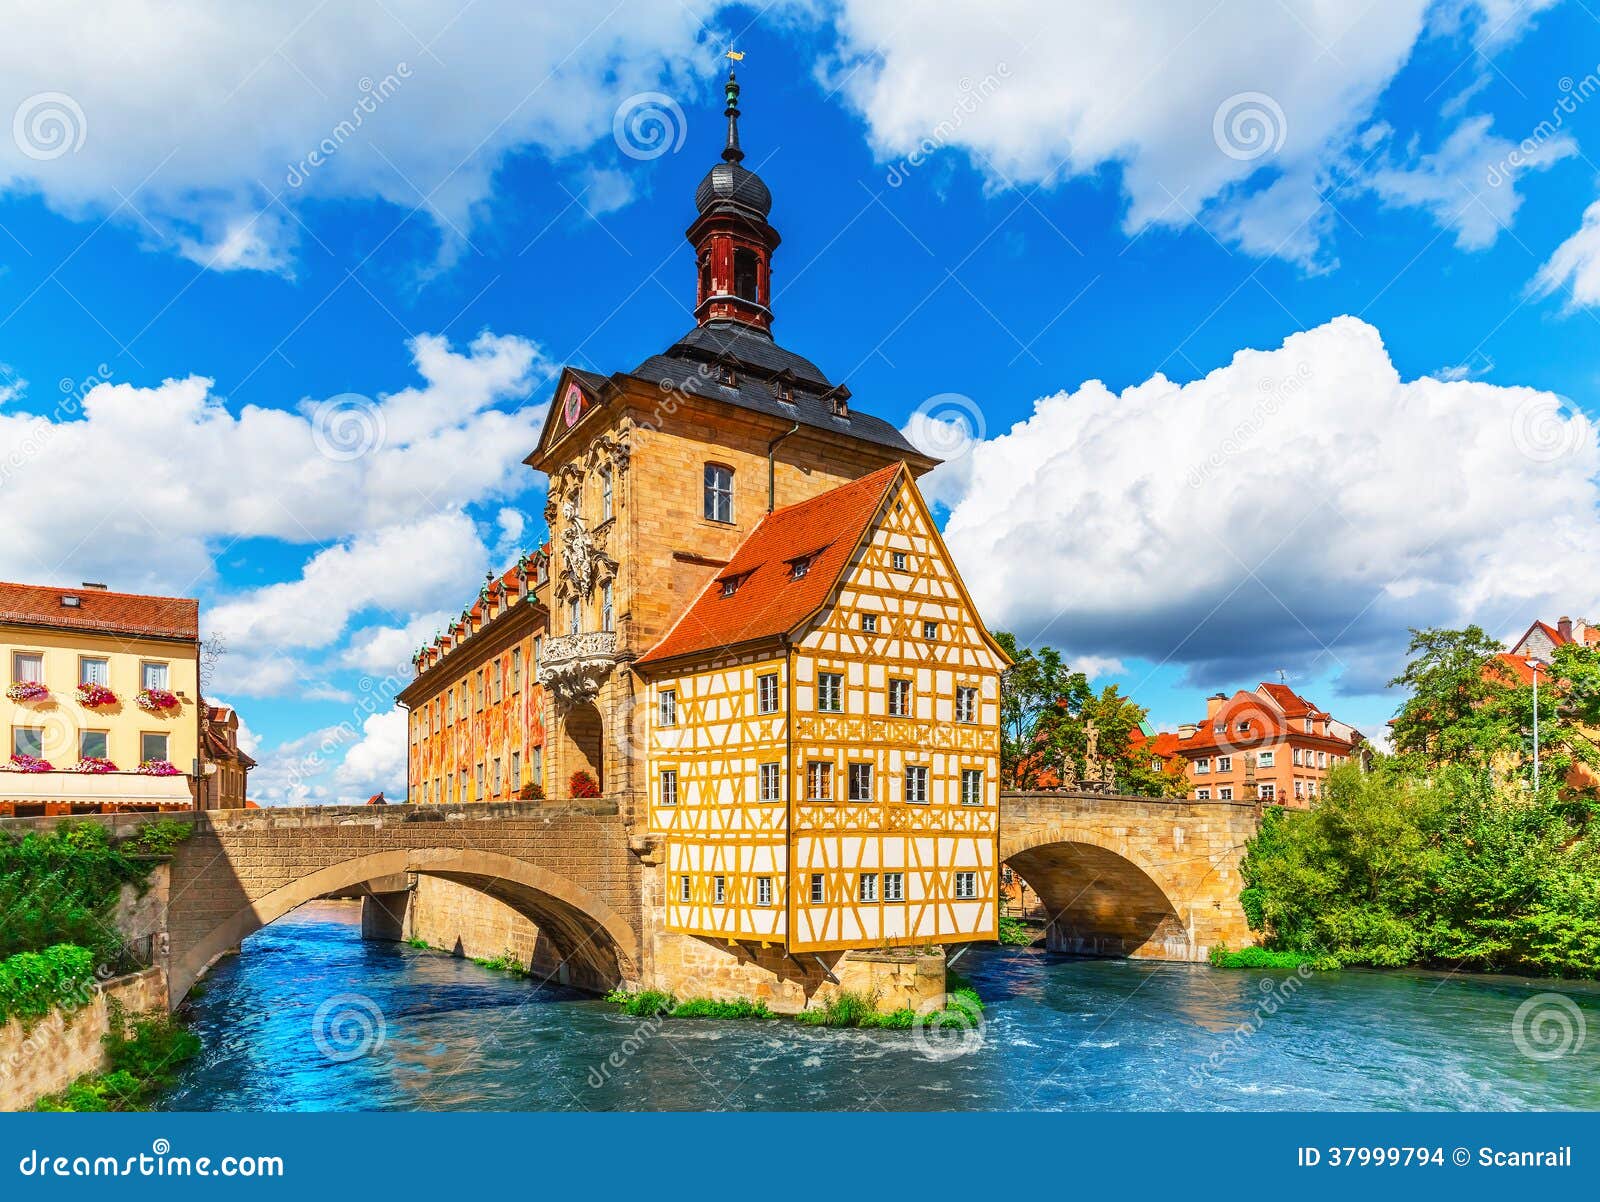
0, 1, 1597, 801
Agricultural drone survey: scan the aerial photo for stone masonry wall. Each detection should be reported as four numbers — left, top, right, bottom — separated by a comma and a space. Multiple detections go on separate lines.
0, 967, 167, 1112
406, 875, 570, 984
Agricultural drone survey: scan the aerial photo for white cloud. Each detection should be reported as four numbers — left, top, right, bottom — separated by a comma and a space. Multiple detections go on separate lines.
0, 329, 545, 593
1532, 198, 1600, 310
822, 1, 1555, 266
339, 610, 455, 677
922, 316, 1600, 692
1369, 115, 1575, 250
334, 710, 409, 801
0, 1, 723, 271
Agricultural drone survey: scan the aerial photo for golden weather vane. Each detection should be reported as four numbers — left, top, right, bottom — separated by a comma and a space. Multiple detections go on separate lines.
726, 49, 745, 61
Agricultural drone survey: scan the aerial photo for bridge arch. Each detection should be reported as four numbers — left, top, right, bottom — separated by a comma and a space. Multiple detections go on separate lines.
1000, 824, 1194, 961
171, 847, 641, 1004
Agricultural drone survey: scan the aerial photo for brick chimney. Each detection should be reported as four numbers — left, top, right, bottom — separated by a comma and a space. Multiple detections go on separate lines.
1558, 615, 1573, 642
1205, 692, 1228, 721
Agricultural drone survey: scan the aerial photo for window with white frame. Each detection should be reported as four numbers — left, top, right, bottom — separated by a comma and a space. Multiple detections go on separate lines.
809, 874, 825, 904
141, 732, 169, 763
757, 877, 773, 906
1259, 783, 1276, 801
658, 689, 677, 726
601, 581, 614, 632
1196, 788, 1211, 800
953, 871, 977, 900
961, 769, 983, 806
1219, 786, 1234, 800
817, 673, 843, 713
1217, 755, 1232, 772
1293, 748, 1303, 766
79, 657, 108, 686
955, 686, 977, 724
861, 613, 877, 633
847, 762, 872, 802
704, 464, 733, 523
904, 765, 929, 804
757, 673, 779, 714
1294, 780, 1304, 797
858, 873, 878, 902
883, 872, 904, 902
807, 761, 833, 800
141, 661, 168, 690
1195, 759, 1211, 774
660, 769, 678, 806
12, 652, 42, 684
1316, 751, 1326, 768
713, 876, 726, 904
759, 762, 781, 802
679, 875, 691, 902
891, 552, 907, 570
1257, 750, 1275, 767
887, 678, 910, 717
923, 621, 938, 641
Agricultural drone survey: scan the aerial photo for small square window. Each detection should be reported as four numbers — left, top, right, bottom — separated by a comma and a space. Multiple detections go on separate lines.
884, 872, 904, 902
79, 658, 109, 686
861, 613, 877, 633
858, 873, 878, 903
721, 578, 739, 597
140, 732, 169, 764
817, 673, 843, 713
790, 558, 810, 579
80, 730, 108, 760
13, 727, 44, 758
1219, 787, 1234, 800
904, 765, 929, 804
955, 686, 977, 723
923, 621, 938, 640
1217, 755, 1232, 772
954, 871, 977, 900
12, 652, 42, 684
891, 552, 907, 571
847, 762, 873, 802
140, 661, 168, 691
809, 873, 825, 904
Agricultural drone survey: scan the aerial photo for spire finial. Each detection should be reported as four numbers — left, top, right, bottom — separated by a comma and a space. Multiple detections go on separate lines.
722, 50, 745, 163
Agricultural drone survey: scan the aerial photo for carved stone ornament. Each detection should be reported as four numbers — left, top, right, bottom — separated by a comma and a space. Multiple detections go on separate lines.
538, 630, 620, 705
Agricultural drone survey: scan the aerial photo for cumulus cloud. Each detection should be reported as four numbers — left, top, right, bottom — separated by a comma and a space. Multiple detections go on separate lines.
1533, 198, 1600, 310
921, 316, 1600, 692
822, 0, 1556, 266
0, 1, 722, 271
334, 710, 409, 800
0, 329, 546, 593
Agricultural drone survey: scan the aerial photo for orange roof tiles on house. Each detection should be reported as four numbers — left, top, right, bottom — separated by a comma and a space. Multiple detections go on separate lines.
639, 463, 905, 666
1131, 730, 1181, 758
1489, 653, 1539, 686
0, 580, 198, 642
1258, 682, 1322, 719
1173, 686, 1356, 755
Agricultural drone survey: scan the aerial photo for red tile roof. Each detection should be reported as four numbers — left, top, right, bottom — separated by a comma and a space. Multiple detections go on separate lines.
639, 463, 905, 666
1488, 653, 1538, 686
1129, 730, 1181, 757
1257, 681, 1320, 718
1174, 686, 1354, 754
0, 581, 198, 642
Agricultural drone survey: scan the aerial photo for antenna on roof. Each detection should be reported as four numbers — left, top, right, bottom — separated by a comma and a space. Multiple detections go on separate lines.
1276, 668, 1287, 683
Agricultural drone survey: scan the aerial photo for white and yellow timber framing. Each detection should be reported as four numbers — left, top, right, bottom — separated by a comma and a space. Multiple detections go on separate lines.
642, 466, 1009, 953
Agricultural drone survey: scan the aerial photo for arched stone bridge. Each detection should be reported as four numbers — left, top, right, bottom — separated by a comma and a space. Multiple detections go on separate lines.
159, 800, 640, 1005
1000, 790, 1258, 961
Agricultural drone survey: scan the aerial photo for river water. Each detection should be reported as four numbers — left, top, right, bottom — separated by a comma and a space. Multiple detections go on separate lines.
162, 901, 1600, 1112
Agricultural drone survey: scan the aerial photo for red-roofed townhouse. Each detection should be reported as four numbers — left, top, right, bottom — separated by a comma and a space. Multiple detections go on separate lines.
1173, 683, 1363, 806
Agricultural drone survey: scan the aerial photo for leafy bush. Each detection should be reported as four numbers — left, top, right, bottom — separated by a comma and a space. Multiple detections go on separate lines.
472, 950, 527, 976
0, 944, 96, 1024
1240, 762, 1600, 976
796, 990, 878, 1027
606, 988, 675, 1017
667, 997, 776, 1020
0, 820, 182, 965
34, 1008, 200, 1112
997, 916, 1037, 946
1208, 945, 1335, 971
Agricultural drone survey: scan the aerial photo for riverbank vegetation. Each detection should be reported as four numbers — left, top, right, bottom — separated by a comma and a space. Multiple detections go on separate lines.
605, 988, 775, 1020
34, 1006, 201, 1112
1238, 627, 1600, 978
605, 972, 984, 1028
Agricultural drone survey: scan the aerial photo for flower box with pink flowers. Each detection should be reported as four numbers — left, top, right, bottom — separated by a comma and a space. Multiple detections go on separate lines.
5, 754, 53, 773
137, 759, 180, 777
136, 688, 180, 713
73, 757, 118, 774
75, 682, 117, 708
6, 681, 48, 703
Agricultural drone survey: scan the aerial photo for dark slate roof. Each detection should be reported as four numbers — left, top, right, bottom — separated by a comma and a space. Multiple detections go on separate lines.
628, 321, 924, 458
695, 161, 772, 219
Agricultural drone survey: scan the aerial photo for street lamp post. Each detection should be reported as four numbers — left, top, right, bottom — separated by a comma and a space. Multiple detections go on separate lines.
1526, 658, 1542, 793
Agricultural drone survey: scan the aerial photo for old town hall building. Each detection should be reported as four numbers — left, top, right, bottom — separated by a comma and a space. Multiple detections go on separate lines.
404, 70, 1007, 1003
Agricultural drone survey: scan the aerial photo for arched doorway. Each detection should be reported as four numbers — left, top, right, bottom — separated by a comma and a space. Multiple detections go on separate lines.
1003, 840, 1192, 961
559, 702, 604, 793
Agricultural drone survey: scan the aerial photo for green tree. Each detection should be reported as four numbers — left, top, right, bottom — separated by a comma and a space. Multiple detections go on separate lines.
993, 631, 1089, 789
1388, 626, 1518, 767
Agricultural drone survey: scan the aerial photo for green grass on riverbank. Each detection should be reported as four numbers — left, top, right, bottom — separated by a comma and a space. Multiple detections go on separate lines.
34, 1007, 200, 1112
1208, 945, 1338, 971
607, 971, 984, 1030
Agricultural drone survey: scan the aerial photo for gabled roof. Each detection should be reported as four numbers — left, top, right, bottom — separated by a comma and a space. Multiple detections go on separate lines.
638, 463, 904, 666
1174, 687, 1354, 755
1257, 681, 1325, 719
0, 581, 198, 642
1129, 729, 1181, 758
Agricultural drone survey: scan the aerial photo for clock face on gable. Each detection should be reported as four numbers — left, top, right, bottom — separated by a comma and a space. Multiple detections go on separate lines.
562, 382, 584, 429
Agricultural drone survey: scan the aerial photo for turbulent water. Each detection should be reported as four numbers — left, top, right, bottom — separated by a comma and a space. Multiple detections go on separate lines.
162, 901, 1600, 1112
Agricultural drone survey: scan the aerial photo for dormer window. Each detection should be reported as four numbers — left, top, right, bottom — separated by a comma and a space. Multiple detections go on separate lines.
791, 558, 810, 580
720, 577, 740, 597
831, 394, 848, 417
718, 364, 738, 388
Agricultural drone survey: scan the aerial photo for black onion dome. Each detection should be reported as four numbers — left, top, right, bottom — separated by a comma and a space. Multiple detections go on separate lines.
694, 160, 772, 218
